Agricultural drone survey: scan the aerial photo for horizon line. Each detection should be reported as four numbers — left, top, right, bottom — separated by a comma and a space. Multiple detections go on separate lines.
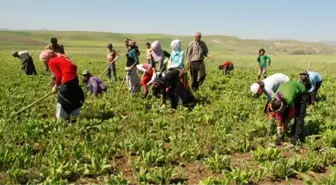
0, 28, 331, 43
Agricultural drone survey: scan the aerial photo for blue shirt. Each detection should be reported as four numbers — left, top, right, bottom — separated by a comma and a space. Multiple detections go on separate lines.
169, 50, 184, 69
308, 71, 322, 93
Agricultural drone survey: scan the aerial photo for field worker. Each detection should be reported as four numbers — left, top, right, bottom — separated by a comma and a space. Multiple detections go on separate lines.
167, 40, 184, 71
257, 48, 272, 80
106, 43, 120, 83
44, 37, 65, 71
11, 50, 37, 75
82, 70, 107, 97
124, 38, 140, 57
298, 71, 323, 105
136, 63, 156, 98
39, 50, 84, 121
145, 42, 152, 64
125, 40, 141, 96
250, 73, 290, 119
151, 40, 171, 72
186, 32, 214, 91
269, 81, 308, 145
218, 60, 234, 75
152, 69, 182, 110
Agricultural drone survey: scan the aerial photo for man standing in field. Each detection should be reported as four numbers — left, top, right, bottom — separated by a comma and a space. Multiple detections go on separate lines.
250, 73, 290, 119
269, 81, 308, 146
44, 37, 65, 71
257, 48, 271, 80
186, 32, 214, 91
44, 37, 65, 86
106, 43, 120, 83
11, 50, 37, 75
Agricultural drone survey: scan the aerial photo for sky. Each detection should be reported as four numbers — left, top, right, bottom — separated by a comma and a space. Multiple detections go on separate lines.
0, 0, 335, 42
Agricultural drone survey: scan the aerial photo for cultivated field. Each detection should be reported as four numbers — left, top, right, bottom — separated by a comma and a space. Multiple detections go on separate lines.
0, 31, 336, 184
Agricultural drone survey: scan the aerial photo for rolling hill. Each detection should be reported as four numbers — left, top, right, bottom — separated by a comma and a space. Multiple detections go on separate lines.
1, 30, 336, 55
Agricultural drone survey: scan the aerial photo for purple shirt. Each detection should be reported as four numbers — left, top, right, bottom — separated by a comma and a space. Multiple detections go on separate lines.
88, 76, 106, 94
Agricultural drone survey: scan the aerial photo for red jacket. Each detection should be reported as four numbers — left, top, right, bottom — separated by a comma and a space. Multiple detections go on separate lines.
221, 61, 233, 68
49, 55, 78, 86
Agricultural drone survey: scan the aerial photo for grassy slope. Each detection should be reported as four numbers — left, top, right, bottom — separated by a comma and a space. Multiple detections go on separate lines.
1, 30, 336, 55
1, 30, 336, 184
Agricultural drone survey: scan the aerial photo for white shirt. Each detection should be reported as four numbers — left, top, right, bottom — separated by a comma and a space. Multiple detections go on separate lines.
262, 73, 290, 101
18, 50, 30, 62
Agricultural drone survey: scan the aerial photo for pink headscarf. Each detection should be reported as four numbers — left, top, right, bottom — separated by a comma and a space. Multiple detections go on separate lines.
39, 49, 55, 62
151, 40, 163, 62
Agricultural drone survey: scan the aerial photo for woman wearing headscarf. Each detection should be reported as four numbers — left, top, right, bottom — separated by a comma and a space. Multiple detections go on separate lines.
136, 63, 156, 98
125, 40, 141, 96
39, 50, 84, 121
11, 50, 37, 75
151, 40, 170, 72
167, 40, 184, 70
167, 39, 189, 89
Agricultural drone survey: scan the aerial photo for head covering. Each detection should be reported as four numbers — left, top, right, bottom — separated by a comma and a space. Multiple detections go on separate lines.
50, 37, 57, 44
39, 49, 55, 62
250, 83, 260, 96
11, 51, 18, 57
170, 40, 181, 52
151, 40, 163, 62
107, 43, 113, 48
82, 70, 90, 76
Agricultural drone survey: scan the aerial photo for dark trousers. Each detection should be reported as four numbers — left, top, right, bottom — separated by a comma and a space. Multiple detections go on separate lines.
107, 63, 117, 81
310, 81, 322, 104
291, 94, 308, 145
168, 87, 178, 109
190, 60, 206, 90
224, 65, 234, 75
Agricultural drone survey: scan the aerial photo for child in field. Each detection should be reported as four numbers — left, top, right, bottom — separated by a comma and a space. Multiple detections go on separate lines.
218, 60, 234, 75
11, 50, 37, 75
269, 80, 308, 145
82, 70, 107, 97
106, 43, 120, 83
145, 42, 152, 64
250, 73, 290, 119
257, 48, 272, 80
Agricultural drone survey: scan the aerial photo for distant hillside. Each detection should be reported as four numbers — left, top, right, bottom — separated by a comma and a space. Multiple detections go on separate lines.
321, 41, 336, 47
1, 30, 336, 55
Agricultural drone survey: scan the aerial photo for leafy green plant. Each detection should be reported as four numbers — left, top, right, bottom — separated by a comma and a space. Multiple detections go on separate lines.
203, 152, 231, 173
106, 173, 129, 185
262, 158, 295, 181
323, 129, 336, 147
252, 146, 283, 163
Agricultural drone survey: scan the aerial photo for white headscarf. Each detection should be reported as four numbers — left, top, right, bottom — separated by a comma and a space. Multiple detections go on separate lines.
170, 40, 181, 52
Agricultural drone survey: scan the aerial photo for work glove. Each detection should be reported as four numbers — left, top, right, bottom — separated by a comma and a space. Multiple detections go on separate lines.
52, 85, 59, 93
